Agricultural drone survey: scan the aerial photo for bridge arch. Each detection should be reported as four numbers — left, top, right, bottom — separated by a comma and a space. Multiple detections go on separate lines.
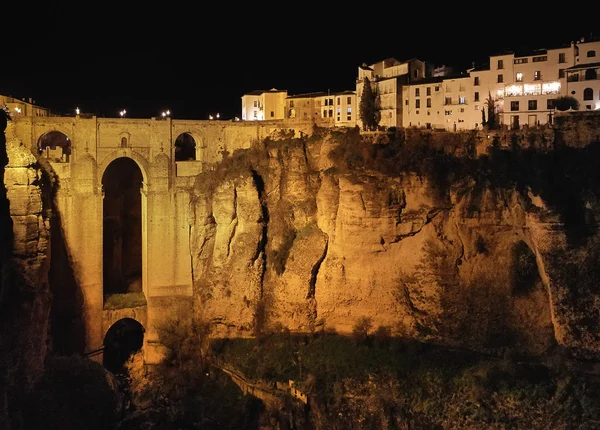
98, 150, 150, 185
101, 156, 148, 302
37, 130, 72, 162
174, 131, 199, 161
103, 317, 145, 374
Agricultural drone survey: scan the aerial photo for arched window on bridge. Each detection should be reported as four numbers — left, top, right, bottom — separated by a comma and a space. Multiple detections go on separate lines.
121, 136, 128, 148
37, 131, 71, 162
174, 132, 197, 161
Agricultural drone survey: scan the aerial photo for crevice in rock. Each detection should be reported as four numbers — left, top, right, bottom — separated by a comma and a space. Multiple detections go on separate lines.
301, 141, 310, 170
250, 170, 268, 288
226, 187, 238, 258
391, 207, 451, 243
359, 192, 367, 212
307, 236, 328, 299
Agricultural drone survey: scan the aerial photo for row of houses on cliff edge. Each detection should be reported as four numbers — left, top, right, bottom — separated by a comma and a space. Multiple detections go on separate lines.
242, 36, 600, 131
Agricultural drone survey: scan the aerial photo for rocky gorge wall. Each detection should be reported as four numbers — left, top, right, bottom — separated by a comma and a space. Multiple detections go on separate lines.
0, 116, 52, 429
189, 124, 600, 360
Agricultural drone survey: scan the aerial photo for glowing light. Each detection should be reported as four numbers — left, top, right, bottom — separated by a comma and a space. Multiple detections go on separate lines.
75, 107, 80, 115
496, 89, 504, 99
505, 84, 523, 97
542, 81, 561, 95
216, 113, 220, 119
119, 109, 126, 117
523, 83, 541, 96
209, 115, 214, 120
14, 107, 22, 114
161, 110, 171, 118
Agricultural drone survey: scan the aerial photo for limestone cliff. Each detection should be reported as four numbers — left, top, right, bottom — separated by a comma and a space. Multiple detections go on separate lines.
189, 124, 600, 360
0, 117, 52, 429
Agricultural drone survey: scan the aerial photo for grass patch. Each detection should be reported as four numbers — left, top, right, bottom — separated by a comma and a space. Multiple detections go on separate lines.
104, 292, 147, 310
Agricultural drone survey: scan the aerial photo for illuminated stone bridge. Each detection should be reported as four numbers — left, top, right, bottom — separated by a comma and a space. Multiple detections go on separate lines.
10, 115, 311, 369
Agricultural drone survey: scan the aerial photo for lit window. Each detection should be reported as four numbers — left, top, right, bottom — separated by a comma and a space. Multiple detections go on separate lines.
524, 83, 541, 96
516, 72, 523, 82
534, 71, 541, 80
337, 107, 341, 114
459, 96, 466, 104
347, 107, 351, 113
541, 82, 560, 95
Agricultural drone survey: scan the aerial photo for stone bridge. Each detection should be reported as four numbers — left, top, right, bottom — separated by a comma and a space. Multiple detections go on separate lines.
9, 115, 313, 367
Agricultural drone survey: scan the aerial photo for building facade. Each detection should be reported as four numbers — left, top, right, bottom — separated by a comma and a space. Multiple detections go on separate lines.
241, 88, 287, 121
402, 74, 480, 131
565, 38, 600, 111
1, 95, 50, 117
356, 58, 425, 130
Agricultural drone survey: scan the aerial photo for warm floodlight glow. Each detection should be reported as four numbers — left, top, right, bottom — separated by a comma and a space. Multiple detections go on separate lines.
216, 113, 220, 119
14, 107, 22, 114
542, 81, 561, 95
209, 115, 214, 120
75, 107, 80, 115
119, 109, 126, 117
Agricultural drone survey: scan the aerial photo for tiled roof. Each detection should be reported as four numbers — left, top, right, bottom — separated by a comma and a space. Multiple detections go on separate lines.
565, 61, 600, 70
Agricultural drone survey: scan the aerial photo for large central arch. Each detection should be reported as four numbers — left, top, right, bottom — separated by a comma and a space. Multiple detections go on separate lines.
101, 157, 148, 302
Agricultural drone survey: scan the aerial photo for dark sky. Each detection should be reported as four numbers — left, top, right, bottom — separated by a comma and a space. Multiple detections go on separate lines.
2, 2, 597, 120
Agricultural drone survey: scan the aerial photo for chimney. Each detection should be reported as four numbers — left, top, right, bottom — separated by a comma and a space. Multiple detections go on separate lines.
29, 97, 32, 103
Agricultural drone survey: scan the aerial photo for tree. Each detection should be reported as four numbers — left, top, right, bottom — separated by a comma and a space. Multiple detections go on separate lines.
553, 95, 579, 111
485, 92, 498, 130
359, 77, 380, 131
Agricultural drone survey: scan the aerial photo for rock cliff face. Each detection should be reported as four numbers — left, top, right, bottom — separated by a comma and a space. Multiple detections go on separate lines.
0, 118, 52, 429
189, 126, 600, 359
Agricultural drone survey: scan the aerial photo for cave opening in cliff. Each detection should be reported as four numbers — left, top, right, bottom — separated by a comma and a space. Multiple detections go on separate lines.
102, 157, 143, 299
37, 130, 71, 162
103, 318, 145, 374
174, 132, 197, 161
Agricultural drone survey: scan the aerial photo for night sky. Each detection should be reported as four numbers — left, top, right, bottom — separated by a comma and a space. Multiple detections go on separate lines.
2, 2, 597, 120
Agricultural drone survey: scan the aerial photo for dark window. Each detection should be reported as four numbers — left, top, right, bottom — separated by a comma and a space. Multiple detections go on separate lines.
534, 71, 541, 80
426, 98, 431, 108
415, 99, 420, 108
498, 74, 504, 83
511, 101, 519, 111
337, 97, 340, 105
474, 76, 480, 86
559, 69, 565, 78
445, 96, 452, 105
497, 59, 504, 69
347, 96, 352, 104
528, 100, 537, 110
415, 88, 420, 97
426, 87, 431, 96
474, 91, 480, 102
559, 53, 566, 63
547, 99, 555, 109
121, 137, 127, 148
585, 69, 598, 80
329, 109, 333, 117
584, 88, 594, 100
270, 111, 274, 117
587, 50, 596, 58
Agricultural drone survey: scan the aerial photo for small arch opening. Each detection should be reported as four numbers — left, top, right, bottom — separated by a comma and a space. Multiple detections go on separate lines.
121, 136, 128, 148
174, 132, 197, 161
103, 318, 145, 374
583, 88, 594, 100
37, 131, 71, 162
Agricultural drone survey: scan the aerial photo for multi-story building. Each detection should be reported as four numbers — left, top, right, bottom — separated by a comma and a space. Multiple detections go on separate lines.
285, 91, 333, 126
469, 42, 576, 128
332, 90, 356, 127
241, 88, 287, 121
565, 38, 600, 111
403, 74, 479, 131
356, 58, 425, 130
1, 94, 50, 117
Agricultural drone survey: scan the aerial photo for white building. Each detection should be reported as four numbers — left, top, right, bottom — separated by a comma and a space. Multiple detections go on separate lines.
469, 42, 576, 128
403, 74, 481, 131
564, 38, 600, 111
356, 58, 425, 130
332, 90, 356, 127
241, 88, 287, 121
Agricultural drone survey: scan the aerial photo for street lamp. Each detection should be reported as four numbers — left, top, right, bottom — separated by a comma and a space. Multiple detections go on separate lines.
119, 109, 127, 117
75, 107, 80, 115
208, 114, 214, 120
161, 110, 171, 118
216, 113, 220, 119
